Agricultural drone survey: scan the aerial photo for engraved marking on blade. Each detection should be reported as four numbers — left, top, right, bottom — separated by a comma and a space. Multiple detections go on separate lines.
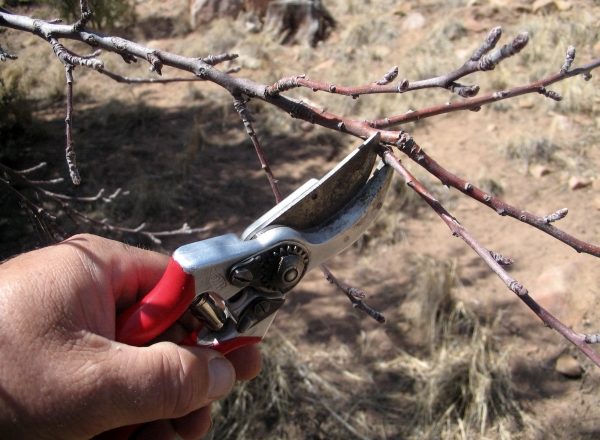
208, 268, 228, 291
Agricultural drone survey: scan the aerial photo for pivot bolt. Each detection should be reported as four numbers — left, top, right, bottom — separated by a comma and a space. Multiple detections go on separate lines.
283, 268, 299, 282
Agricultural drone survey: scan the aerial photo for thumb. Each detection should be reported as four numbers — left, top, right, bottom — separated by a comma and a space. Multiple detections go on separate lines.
100, 341, 235, 427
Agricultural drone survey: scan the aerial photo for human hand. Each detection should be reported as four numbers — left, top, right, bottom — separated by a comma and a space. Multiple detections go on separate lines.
0, 234, 261, 439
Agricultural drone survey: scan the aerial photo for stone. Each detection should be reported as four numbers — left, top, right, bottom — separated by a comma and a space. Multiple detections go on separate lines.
530, 164, 551, 178
568, 176, 592, 190
555, 354, 583, 378
402, 12, 426, 31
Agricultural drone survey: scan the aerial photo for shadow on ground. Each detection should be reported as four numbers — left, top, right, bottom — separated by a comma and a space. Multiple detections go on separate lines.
0, 98, 346, 258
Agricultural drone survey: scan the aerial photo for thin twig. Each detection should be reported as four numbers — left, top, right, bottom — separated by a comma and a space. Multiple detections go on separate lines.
73, 0, 92, 32
233, 94, 282, 203
64, 65, 81, 185
0, 44, 17, 61
0, 163, 209, 244
320, 264, 385, 323
369, 57, 600, 128
267, 28, 527, 99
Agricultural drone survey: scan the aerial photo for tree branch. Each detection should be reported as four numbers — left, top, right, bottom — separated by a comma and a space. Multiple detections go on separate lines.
233, 95, 283, 203
391, 137, 600, 257
380, 147, 600, 367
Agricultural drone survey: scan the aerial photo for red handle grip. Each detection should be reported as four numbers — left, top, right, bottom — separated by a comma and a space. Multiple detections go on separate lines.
116, 258, 196, 346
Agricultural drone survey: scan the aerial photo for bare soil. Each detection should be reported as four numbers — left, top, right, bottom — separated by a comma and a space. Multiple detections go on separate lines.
1, 0, 600, 438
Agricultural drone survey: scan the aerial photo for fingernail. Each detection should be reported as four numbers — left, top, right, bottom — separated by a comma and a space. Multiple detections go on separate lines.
207, 357, 234, 400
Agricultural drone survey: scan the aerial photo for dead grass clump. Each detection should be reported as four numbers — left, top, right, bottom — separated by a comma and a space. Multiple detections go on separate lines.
502, 137, 561, 172
208, 336, 370, 440
412, 323, 526, 440
403, 256, 529, 439
408, 255, 468, 348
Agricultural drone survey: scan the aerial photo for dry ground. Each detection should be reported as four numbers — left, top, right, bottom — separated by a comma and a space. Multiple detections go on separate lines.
1, 0, 600, 438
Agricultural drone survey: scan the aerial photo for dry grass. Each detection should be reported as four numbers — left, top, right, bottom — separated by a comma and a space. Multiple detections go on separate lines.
502, 137, 561, 173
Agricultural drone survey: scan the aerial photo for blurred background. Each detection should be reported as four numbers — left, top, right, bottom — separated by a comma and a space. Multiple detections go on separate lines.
1, 0, 600, 438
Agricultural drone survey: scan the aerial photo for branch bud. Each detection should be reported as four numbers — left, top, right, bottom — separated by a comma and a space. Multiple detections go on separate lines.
538, 87, 562, 101
544, 208, 568, 224
470, 26, 502, 61
561, 46, 576, 74
375, 66, 398, 85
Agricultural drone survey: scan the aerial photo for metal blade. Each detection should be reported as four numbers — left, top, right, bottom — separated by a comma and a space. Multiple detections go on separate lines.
242, 133, 381, 239
302, 162, 393, 269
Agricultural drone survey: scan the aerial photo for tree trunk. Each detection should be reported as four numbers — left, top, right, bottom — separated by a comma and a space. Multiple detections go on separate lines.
263, 0, 335, 47
189, 0, 335, 47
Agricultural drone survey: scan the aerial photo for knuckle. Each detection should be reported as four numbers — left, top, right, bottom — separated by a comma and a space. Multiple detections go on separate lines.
156, 344, 210, 418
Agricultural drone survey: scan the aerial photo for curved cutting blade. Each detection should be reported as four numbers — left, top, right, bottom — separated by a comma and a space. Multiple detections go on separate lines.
242, 132, 382, 239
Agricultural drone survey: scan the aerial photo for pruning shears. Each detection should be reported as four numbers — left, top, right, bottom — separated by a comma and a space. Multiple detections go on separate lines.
115, 133, 392, 353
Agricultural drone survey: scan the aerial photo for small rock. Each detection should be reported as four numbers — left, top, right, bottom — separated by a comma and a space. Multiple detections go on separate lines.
402, 12, 426, 31
519, 99, 535, 109
530, 164, 551, 178
555, 354, 583, 378
551, 113, 576, 133
593, 197, 600, 211
569, 176, 592, 190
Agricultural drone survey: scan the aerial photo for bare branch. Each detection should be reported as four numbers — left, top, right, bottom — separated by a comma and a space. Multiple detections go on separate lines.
200, 52, 239, 66
14, 162, 48, 174
49, 37, 103, 70
321, 264, 385, 323
98, 68, 203, 84
370, 56, 600, 127
64, 65, 80, 185
0, 163, 208, 244
267, 28, 527, 100
380, 148, 600, 368
391, 139, 600, 257
0, 43, 17, 61
233, 95, 282, 203
72, 0, 92, 32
